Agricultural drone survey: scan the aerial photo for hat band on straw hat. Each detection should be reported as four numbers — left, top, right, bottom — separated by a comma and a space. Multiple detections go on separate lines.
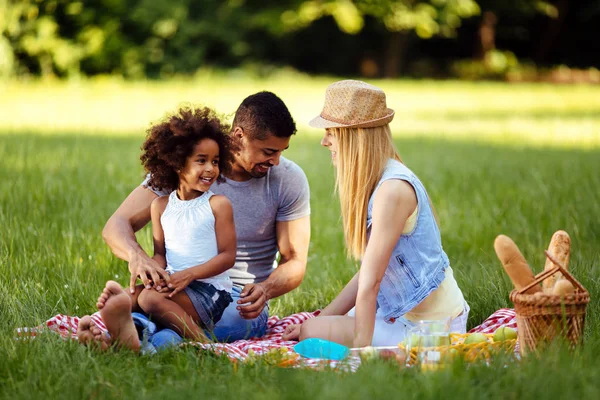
319, 111, 359, 126
309, 108, 395, 129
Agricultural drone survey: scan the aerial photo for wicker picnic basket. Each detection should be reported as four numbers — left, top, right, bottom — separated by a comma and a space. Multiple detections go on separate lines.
509, 251, 590, 355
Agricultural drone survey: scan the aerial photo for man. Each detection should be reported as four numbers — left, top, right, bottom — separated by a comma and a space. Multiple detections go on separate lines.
78, 92, 310, 348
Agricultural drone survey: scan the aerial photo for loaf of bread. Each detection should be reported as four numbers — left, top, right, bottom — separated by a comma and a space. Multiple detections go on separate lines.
542, 230, 571, 290
494, 235, 542, 294
552, 278, 575, 296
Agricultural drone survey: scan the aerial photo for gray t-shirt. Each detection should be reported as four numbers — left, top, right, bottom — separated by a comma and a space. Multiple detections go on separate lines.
142, 156, 310, 287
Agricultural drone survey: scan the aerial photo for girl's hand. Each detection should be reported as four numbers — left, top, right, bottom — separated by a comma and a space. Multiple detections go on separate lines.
167, 270, 194, 297
156, 285, 172, 294
282, 324, 302, 341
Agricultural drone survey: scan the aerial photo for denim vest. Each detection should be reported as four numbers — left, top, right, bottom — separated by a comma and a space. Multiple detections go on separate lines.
367, 159, 449, 323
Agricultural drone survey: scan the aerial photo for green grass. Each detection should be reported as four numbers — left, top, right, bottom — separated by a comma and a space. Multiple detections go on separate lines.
1, 78, 600, 398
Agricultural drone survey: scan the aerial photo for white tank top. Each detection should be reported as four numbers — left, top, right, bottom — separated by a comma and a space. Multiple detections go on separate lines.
161, 190, 232, 292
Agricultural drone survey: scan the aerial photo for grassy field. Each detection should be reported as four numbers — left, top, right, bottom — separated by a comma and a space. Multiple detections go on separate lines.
1, 77, 600, 399
2, 72, 600, 147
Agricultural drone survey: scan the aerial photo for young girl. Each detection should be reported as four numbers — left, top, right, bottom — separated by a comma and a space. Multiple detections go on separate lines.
91, 106, 236, 349
283, 80, 469, 348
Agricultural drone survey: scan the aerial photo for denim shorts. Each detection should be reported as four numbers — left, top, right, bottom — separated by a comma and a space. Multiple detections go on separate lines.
210, 285, 269, 342
347, 301, 470, 347
184, 281, 233, 329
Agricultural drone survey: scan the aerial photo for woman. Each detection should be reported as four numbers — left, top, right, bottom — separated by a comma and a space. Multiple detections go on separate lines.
283, 80, 469, 348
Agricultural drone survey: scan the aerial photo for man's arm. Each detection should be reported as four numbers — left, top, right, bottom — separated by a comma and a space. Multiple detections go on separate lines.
150, 195, 168, 269
237, 215, 310, 319
102, 185, 170, 293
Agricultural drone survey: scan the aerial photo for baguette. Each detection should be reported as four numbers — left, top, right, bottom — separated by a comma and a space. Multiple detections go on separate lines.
552, 278, 575, 297
542, 230, 571, 290
494, 235, 542, 294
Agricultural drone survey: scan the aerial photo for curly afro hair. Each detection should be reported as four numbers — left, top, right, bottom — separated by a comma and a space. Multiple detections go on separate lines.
140, 106, 233, 192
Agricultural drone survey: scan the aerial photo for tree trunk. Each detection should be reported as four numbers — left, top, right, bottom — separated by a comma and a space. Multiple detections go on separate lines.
535, 0, 569, 63
39, 53, 55, 79
474, 11, 497, 60
383, 31, 410, 78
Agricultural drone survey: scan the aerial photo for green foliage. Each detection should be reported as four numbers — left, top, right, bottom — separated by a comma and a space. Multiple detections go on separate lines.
0, 0, 105, 78
477, 0, 556, 18
282, 0, 481, 38
452, 49, 521, 80
0, 0, 484, 78
1, 0, 598, 79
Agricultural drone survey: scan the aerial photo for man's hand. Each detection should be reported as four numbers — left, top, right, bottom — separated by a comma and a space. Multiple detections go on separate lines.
167, 270, 194, 298
237, 283, 269, 319
128, 251, 170, 293
282, 323, 301, 341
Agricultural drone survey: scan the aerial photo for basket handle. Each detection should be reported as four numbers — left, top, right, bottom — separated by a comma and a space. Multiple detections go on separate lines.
517, 250, 586, 295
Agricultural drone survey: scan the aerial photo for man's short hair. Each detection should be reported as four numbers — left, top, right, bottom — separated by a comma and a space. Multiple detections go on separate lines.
232, 91, 297, 140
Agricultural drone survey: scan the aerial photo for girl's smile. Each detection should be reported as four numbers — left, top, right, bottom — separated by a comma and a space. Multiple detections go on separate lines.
177, 138, 221, 200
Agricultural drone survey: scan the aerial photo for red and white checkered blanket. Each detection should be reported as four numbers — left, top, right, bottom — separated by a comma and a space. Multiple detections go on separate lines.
467, 308, 517, 334
16, 308, 517, 370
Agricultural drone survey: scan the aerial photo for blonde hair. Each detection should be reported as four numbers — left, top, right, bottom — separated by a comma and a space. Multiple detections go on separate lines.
332, 124, 402, 260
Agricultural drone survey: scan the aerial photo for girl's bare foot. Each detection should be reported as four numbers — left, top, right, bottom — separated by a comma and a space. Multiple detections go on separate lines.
77, 315, 112, 350
98, 281, 141, 352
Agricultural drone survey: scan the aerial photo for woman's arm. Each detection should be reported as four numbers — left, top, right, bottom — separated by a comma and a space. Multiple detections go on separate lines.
168, 195, 236, 297
319, 272, 359, 316
353, 179, 417, 348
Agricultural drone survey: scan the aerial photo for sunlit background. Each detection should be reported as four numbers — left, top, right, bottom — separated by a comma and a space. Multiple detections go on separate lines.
1, 2, 600, 398
1, 0, 599, 147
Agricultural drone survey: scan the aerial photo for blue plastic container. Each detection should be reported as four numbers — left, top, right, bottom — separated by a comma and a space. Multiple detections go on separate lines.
293, 338, 350, 360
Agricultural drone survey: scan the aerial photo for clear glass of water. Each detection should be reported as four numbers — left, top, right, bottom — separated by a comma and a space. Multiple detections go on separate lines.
405, 318, 451, 369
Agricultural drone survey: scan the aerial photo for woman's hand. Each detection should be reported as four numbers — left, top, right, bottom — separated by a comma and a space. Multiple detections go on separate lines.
167, 270, 194, 297
282, 324, 302, 341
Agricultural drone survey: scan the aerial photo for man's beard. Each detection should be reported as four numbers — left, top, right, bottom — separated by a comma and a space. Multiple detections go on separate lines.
249, 166, 269, 178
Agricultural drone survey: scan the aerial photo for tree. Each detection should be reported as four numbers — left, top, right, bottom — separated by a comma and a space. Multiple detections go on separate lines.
1, 0, 104, 78
279, 0, 481, 76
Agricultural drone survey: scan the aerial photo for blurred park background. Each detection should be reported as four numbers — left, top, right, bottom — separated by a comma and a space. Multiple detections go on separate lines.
2, 0, 600, 82
1, 0, 600, 144
2, 2, 600, 398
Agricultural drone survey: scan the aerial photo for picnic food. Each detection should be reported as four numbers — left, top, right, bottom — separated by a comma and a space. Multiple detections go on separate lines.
463, 332, 488, 344
552, 279, 575, 297
493, 326, 517, 342
542, 230, 571, 291
245, 347, 299, 367
358, 346, 377, 361
358, 346, 406, 366
494, 235, 542, 294
399, 332, 517, 366
507, 230, 591, 355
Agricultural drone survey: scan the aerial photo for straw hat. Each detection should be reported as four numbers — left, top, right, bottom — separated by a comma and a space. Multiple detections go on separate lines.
309, 80, 395, 129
